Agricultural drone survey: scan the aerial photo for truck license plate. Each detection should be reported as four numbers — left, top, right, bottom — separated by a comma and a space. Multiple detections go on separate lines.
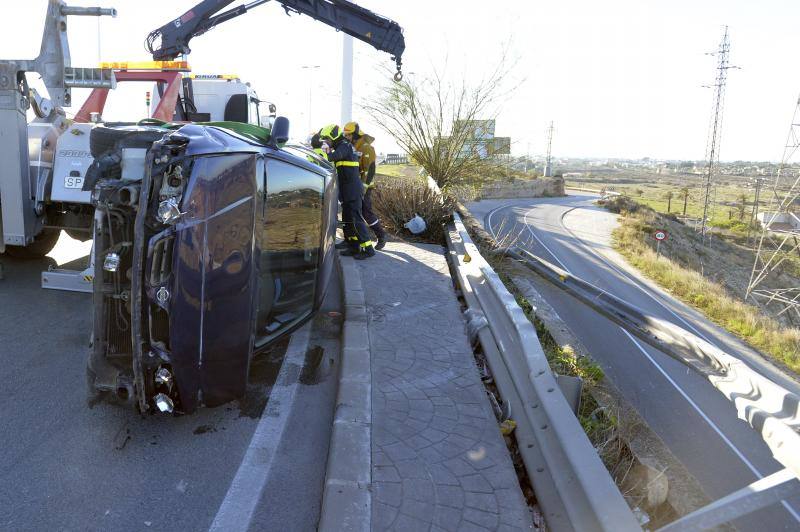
64, 176, 84, 189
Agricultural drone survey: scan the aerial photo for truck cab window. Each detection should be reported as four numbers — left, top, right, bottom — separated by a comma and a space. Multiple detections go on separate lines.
249, 98, 260, 126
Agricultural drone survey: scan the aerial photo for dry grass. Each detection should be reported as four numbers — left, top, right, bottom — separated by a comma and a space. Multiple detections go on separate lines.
609, 198, 800, 374
371, 179, 456, 244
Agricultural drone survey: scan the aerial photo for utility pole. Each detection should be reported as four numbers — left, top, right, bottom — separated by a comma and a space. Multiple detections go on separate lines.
699, 26, 738, 243
301, 65, 320, 133
746, 94, 800, 317
341, 34, 353, 125
544, 121, 554, 177
525, 142, 530, 173
747, 175, 766, 246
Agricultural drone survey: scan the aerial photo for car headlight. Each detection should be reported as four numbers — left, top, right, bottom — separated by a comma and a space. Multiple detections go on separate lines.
157, 197, 183, 225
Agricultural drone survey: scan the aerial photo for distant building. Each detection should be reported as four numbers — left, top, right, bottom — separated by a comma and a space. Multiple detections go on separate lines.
450, 119, 512, 159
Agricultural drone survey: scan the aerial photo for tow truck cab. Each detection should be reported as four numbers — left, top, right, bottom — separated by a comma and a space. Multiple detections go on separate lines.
149, 74, 275, 127
36, 66, 276, 251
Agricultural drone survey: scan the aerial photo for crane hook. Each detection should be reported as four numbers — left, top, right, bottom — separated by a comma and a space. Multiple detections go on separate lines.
393, 58, 403, 82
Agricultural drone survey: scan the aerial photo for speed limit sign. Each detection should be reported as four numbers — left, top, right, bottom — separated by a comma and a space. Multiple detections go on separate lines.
654, 230, 668, 241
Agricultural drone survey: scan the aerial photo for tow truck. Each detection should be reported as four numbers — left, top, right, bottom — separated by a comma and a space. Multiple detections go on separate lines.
0, 0, 405, 414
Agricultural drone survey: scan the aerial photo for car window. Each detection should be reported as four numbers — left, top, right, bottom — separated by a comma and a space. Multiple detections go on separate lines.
254, 157, 325, 345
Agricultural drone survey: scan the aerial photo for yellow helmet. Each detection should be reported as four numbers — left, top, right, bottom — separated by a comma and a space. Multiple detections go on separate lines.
319, 124, 342, 141
343, 121, 360, 136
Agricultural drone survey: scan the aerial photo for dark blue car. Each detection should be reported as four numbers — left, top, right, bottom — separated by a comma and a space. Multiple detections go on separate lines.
86, 120, 337, 414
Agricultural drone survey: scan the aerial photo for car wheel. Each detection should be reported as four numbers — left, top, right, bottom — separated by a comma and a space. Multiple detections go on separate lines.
90, 126, 134, 157
90, 126, 168, 158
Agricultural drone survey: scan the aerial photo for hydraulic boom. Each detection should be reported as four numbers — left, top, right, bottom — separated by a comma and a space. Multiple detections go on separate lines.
146, 0, 405, 80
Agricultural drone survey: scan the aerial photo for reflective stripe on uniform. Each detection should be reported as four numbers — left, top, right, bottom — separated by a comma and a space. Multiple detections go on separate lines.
335, 161, 359, 167
368, 219, 381, 227
359, 241, 375, 249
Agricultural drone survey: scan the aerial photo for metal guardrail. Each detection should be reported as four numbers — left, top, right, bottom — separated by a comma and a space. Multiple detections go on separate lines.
511, 247, 800, 477
508, 246, 800, 529
446, 213, 642, 532
566, 186, 621, 198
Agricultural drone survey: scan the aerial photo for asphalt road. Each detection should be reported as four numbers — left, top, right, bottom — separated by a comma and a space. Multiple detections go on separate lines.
0, 236, 340, 532
469, 192, 800, 531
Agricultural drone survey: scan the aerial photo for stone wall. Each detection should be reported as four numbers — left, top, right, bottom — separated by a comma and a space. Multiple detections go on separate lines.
479, 177, 565, 199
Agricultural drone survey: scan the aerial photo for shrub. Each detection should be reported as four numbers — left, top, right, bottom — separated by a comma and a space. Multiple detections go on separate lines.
372, 179, 456, 244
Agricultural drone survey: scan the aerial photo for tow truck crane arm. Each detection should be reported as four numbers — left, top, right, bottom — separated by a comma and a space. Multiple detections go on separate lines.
146, 0, 405, 80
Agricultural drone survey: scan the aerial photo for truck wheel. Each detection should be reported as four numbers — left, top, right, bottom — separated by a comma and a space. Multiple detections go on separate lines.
3, 229, 60, 259
66, 228, 92, 242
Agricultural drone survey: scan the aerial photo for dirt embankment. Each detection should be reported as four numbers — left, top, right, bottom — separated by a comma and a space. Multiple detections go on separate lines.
605, 196, 800, 375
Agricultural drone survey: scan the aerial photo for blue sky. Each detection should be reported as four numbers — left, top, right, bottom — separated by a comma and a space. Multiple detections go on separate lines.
5, 1, 800, 161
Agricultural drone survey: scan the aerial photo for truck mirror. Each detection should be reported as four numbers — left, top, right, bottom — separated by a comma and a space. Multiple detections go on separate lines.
260, 115, 276, 129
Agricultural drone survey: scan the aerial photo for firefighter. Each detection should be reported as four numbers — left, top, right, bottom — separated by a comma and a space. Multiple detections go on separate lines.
319, 124, 375, 259
344, 121, 387, 250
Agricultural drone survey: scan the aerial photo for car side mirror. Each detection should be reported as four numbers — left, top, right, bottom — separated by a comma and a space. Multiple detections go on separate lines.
270, 116, 290, 147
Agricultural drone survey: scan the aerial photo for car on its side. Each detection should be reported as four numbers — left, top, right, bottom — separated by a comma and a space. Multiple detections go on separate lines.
86, 118, 336, 414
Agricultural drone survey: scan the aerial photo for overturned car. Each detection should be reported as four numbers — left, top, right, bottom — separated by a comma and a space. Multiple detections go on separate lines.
86, 119, 336, 414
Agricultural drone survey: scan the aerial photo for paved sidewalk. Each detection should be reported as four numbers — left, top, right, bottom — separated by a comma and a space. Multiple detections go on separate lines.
355, 241, 532, 531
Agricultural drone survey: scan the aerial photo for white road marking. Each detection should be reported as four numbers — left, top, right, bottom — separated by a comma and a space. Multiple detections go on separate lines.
621, 328, 800, 523
523, 207, 571, 271
486, 201, 800, 523
209, 323, 311, 532
557, 204, 715, 343
486, 203, 570, 271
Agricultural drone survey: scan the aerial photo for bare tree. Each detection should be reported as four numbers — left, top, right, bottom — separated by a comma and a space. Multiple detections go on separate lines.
362, 57, 518, 190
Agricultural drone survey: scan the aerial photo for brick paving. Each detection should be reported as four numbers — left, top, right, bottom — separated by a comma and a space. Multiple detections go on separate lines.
351, 241, 532, 531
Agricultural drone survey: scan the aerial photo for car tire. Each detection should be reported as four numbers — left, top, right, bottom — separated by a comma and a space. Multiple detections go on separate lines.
90, 126, 133, 158
90, 126, 168, 158
3, 229, 60, 259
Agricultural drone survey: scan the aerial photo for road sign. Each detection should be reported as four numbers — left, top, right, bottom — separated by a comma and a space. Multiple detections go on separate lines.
654, 230, 668, 241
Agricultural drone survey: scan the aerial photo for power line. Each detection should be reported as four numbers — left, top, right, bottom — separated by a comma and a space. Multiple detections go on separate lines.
746, 94, 800, 320
699, 26, 739, 243
544, 121, 554, 177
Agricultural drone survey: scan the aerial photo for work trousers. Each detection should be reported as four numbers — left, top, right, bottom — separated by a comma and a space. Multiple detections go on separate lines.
362, 188, 386, 241
340, 175, 372, 248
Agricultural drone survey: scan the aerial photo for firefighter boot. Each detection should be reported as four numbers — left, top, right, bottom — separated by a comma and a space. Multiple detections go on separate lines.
354, 244, 376, 260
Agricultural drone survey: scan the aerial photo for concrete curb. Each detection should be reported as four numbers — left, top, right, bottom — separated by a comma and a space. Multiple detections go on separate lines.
318, 254, 372, 532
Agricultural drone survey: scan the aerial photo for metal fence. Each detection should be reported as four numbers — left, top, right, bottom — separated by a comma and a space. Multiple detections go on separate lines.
446, 213, 642, 532
448, 209, 800, 530
382, 153, 408, 165
507, 246, 800, 531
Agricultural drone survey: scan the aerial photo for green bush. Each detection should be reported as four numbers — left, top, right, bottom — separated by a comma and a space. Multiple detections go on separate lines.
372, 179, 456, 244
